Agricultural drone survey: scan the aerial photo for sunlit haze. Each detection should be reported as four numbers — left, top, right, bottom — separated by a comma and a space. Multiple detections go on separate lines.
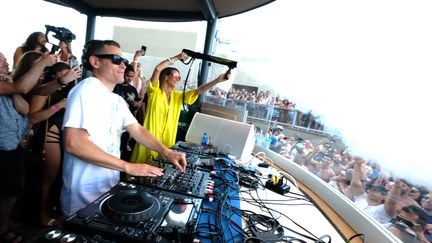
2, 0, 432, 188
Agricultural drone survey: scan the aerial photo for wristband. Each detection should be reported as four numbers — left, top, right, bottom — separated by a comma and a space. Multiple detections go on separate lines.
168, 58, 174, 65
50, 105, 59, 113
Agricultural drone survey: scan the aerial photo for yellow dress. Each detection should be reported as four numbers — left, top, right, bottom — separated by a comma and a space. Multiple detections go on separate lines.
130, 80, 198, 163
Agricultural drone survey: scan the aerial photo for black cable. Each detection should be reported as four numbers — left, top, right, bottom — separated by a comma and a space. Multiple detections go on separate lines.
181, 57, 196, 111
316, 234, 331, 243
197, 165, 245, 243
238, 185, 330, 242
347, 233, 366, 243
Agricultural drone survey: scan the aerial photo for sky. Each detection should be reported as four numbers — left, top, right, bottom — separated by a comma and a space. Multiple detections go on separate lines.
2, 0, 432, 188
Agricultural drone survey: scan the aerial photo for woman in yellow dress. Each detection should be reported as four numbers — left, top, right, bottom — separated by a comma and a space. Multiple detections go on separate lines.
130, 52, 230, 163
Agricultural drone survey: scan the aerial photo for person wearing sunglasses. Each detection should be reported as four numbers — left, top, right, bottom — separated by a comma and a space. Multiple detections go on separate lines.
387, 205, 429, 242
130, 51, 231, 164
60, 40, 187, 216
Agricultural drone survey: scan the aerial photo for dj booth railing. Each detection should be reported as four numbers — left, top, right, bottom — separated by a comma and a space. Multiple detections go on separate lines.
253, 145, 403, 243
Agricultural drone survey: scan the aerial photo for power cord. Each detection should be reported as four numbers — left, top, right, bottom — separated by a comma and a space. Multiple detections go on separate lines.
279, 171, 299, 189
347, 233, 366, 243
242, 211, 285, 242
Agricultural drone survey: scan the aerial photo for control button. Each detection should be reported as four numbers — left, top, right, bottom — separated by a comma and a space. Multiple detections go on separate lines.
60, 233, 77, 243
45, 229, 63, 239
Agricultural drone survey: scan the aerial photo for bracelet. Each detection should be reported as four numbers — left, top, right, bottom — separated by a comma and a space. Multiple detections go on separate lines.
50, 105, 59, 113
167, 58, 174, 65
57, 78, 66, 87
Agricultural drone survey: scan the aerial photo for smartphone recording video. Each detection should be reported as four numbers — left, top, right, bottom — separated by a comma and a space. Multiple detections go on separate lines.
46, 42, 59, 54
141, 45, 147, 55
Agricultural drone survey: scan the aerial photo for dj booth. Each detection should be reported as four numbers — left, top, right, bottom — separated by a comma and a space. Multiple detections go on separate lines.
36, 140, 345, 243
35, 113, 345, 242
37, 142, 245, 243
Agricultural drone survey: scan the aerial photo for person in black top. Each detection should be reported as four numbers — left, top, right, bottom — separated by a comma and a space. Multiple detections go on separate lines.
113, 64, 141, 160
113, 64, 141, 115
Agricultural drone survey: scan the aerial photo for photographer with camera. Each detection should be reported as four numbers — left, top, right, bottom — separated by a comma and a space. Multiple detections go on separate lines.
44, 25, 79, 69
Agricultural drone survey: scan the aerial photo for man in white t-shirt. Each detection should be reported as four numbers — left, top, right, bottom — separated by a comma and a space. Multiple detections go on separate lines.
61, 40, 186, 216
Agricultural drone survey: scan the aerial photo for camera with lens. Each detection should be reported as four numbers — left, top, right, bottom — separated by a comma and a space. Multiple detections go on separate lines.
45, 25, 76, 43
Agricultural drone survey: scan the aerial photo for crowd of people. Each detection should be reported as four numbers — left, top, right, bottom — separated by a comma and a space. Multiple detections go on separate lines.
206, 79, 431, 242
206, 88, 324, 131
0, 31, 230, 242
262, 126, 432, 242
1, 30, 430, 243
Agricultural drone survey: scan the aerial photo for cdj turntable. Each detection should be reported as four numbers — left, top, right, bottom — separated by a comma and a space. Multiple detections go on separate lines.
172, 141, 217, 156
36, 228, 115, 242
63, 182, 203, 243
171, 141, 217, 170
125, 162, 212, 198
157, 152, 201, 168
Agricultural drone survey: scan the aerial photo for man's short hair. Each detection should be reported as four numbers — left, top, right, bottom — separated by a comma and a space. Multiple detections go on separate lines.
82, 40, 121, 70
125, 64, 135, 74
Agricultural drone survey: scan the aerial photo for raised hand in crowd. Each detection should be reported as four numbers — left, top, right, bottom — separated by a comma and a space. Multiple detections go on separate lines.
58, 65, 81, 85
17, 52, 57, 95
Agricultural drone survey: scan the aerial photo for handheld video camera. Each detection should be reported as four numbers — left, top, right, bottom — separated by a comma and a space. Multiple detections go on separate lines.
45, 25, 76, 54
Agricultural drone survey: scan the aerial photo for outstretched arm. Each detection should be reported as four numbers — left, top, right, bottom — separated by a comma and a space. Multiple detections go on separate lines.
29, 96, 67, 125
3, 53, 57, 95
127, 123, 187, 172
196, 71, 231, 95
64, 127, 164, 177
30, 65, 81, 96
150, 52, 187, 86
384, 179, 401, 218
343, 157, 366, 200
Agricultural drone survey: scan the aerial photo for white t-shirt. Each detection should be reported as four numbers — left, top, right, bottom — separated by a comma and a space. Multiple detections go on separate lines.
61, 77, 137, 216
354, 193, 392, 224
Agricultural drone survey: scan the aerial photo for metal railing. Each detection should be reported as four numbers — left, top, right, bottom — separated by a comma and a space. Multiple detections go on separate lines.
203, 95, 327, 134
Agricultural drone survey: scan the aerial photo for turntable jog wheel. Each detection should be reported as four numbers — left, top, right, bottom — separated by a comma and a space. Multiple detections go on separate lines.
101, 189, 161, 223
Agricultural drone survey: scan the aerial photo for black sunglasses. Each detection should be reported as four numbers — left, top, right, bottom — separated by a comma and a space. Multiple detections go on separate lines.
396, 214, 422, 228
94, 54, 128, 65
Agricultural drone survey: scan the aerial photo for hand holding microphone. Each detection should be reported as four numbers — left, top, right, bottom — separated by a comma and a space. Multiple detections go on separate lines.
223, 68, 232, 80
